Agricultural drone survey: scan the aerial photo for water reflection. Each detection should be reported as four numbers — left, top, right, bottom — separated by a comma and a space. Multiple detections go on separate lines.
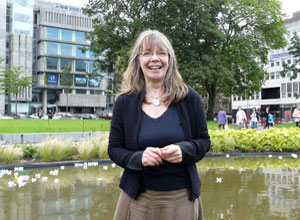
0, 157, 299, 220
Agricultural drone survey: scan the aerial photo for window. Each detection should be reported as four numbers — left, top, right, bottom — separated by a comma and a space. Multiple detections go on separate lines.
293, 59, 297, 64
276, 72, 280, 79
61, 29, 73, 41
256, 92, 259, 100
46, 27, 59, 39
287, 83, 292, 97
76, 46, 87, 58
276, 61, 280, 66
61, 44, 73, 56
46, 42, 58, 55
75, 60, 86, 72
281, 83, 286, 98
233, 96, 236, 101
288, 59, 291, 64
287, 71, 292, 78
271, 61, 274, 67
89, 50, 95, 59
293, 82, 299, 97
270, 72, 275, 79
60, 58, 73, 71
46, 57, 58, 70
74, 75, 87, 87
75, 31, 86, 43
88, 61, 95, 73
261, 88, 280, 99
76, 89, 86, 94
14, 13, 30, 23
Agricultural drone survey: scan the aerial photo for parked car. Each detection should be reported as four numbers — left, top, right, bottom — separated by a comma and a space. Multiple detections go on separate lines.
0, 114, 13, 119
10, 112, 28, 119
30, 113, 49, 119
81, 113, 98, 120
53, 112, 78, 119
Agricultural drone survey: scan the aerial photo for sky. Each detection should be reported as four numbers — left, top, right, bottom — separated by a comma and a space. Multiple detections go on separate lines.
48, 0, 300, 18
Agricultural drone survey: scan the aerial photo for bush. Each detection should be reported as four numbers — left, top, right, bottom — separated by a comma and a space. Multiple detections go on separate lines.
37, 137, 76, 162
209, 128, 300, 153
22, 144, 40, 159
0, 144, 24, 164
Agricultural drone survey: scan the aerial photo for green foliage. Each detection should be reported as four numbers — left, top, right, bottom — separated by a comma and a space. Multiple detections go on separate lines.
0, 65, 34, 117
22, 144, 40, 159
209, 128, 300, 153
37, 137, 76, 162
281, 33, 300, 87
0, 144, 24, 164
76, 139, 98, 160
83, 0, 287, 119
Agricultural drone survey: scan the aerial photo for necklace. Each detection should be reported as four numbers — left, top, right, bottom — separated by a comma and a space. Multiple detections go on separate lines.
145, 93, 162, 106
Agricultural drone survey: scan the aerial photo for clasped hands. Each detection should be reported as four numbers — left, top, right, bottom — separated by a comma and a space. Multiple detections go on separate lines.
142, 144, 182, 167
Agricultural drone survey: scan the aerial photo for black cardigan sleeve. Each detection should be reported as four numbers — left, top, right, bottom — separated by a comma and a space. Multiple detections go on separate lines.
176, 88, 211, 164
108, 95, 144, 171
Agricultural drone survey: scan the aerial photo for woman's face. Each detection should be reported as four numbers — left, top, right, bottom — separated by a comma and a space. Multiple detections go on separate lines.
139, 44, 169, 83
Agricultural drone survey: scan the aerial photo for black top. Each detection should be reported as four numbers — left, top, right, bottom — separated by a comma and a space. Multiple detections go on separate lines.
138, 104, 187, 190
108, 86, 211, 200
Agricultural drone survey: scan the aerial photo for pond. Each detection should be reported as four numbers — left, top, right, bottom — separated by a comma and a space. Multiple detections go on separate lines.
0, 156, 299, 220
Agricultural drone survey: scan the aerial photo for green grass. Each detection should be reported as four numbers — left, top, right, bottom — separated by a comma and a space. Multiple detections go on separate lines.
0, 119, 111, 133
0, 119, 296, 134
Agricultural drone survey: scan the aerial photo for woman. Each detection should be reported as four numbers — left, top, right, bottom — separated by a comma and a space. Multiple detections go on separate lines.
250, 107, 258, 129
236, 106, 246, 130
292, 104, 300, 127
108, 30, 210, 220
264, 107, 271, 129
217, 106, 227, 129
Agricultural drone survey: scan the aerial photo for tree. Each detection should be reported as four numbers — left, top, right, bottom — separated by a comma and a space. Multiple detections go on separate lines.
0, 63, 34, 118
60, 64, 73, 113
281, 33, 300, 83
83, 0, 287, 119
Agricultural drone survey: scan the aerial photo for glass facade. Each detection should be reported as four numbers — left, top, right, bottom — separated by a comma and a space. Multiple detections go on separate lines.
46, 27, 59, 39
61, 43, 73, 56
75, 60, 86, 72
46, 42, 58, 55
61, 29, 73, 41
46, 57, 58, 70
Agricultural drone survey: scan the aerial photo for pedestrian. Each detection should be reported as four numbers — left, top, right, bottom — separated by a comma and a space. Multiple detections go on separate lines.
292, 104, 300, 127
267, 112, 274, 129
217, 106, 227, 129
108, 29, 210, 220
250, 107, 259, 129
264, 107, 270, 129
236, 106, 246, 130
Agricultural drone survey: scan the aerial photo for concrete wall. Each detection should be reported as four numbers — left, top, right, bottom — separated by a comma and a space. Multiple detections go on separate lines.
58, 93, 106, 107
0, 131, 109, 145
9, 34, 33, 101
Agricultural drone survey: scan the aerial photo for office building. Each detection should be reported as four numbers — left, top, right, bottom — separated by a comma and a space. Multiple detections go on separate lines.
1, 0, 112, 116
232, 11, 300, 122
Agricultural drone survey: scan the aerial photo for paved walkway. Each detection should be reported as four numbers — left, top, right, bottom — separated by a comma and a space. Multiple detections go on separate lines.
0, 131, 109, 145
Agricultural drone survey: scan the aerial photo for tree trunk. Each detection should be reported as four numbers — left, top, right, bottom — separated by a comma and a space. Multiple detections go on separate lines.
66, 93, 68, 113
206, 83, 216, 120
15, 94, 18, 119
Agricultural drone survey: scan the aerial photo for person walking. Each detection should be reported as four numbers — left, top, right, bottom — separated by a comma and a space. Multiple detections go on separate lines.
217, 106, 227, 129
292, 104, 300, 127
264, 107, 271, 129
108, 29, 210, 220
250, 107, 259, 129
236, 106, 246, 130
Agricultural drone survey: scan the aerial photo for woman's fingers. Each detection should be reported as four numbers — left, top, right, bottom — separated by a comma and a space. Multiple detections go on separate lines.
161, 145, 182, 163
142, 147, 163, 166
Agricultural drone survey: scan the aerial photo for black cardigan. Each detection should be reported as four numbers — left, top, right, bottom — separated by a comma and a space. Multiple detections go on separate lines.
108, 86, 211, 200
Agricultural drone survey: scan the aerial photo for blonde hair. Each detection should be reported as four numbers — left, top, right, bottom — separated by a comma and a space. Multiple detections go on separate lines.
119, 29, 188, 104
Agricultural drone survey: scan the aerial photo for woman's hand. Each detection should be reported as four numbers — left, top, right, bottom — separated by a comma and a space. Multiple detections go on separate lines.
161, 144, 182, 163
142, 147, 164, 167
